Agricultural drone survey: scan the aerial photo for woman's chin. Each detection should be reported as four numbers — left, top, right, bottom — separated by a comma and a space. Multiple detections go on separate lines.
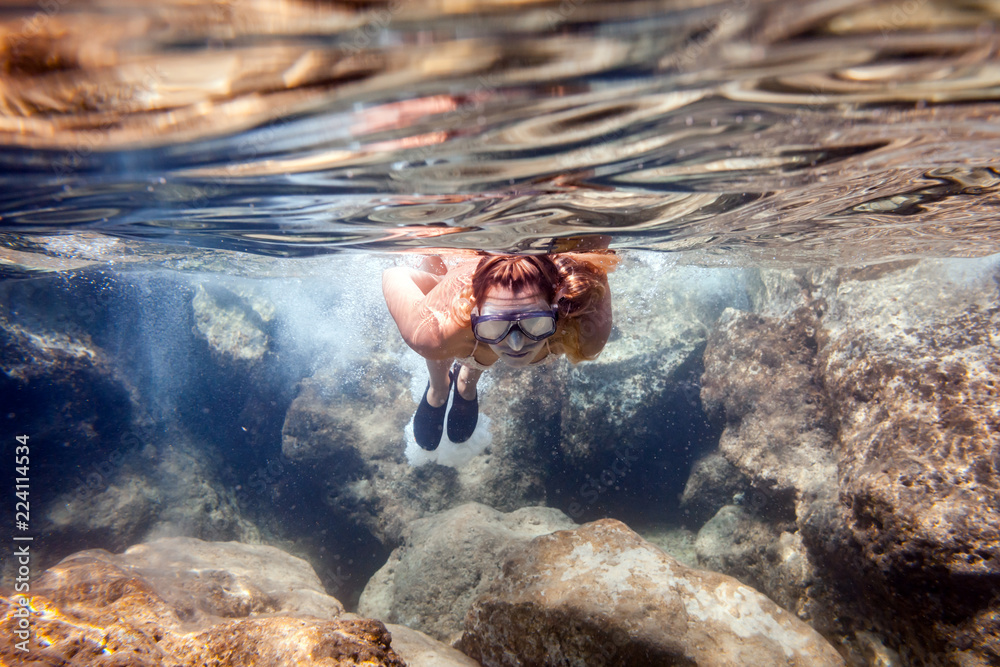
498, 350, 536, 366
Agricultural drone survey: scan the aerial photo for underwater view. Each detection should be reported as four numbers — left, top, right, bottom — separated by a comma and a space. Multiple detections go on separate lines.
1, 0, 999, 665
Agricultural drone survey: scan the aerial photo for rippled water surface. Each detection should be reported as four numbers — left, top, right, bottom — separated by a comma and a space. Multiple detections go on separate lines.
1, 0, 1000, 267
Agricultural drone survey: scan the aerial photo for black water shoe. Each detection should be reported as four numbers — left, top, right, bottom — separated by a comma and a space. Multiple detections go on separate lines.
447, 364, 478, 443
414, 381, 448, 451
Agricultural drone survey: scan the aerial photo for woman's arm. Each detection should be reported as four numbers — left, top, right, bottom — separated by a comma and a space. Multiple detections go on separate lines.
382, 263, 473, 360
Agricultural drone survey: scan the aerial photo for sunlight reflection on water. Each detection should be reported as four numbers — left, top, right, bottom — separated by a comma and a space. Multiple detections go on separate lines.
0, 0, 999, 266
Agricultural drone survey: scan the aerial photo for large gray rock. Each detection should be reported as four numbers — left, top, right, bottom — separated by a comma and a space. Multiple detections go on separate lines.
281, 351, 462, 544
457, 519, 845, 666
695, 505, 814, 616
700, 257, 1000, 664
679, 450, 750, 525
358, 502, 576, 645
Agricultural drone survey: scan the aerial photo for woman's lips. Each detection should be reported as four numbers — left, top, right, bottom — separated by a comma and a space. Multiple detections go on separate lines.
504, 350, 529, 358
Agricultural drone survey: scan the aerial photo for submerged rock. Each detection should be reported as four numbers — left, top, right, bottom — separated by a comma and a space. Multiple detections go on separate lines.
700, 257, 1000, 664
359, 502, 576, 645
457, 519, 844, 666
695, 505, 813, 616
819, 259, 1000, 663
386, 624, 483, 667
679, 450, 750, 525
0, 537, 465, 667
191, 282, 273, 363
281, 351, 446, 543
44, 430, 260, 557
103, 536, 346, 620
0, 275, 142, 462
482, 257, 732, 522
698, 304, 837, 622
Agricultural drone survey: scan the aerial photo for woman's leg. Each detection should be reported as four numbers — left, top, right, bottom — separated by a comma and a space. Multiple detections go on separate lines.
414, 356, 453, 450
425, 357, 452, 407
447, 364, 481, 443
456, 364, 481, 400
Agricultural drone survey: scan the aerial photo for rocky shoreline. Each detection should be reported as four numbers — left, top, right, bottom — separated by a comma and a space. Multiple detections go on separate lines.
1, 254, 997, 665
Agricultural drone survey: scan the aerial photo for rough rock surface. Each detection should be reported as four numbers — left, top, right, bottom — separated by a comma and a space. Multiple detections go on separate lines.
359, 502, 576, 645
0, 537, 473, 667
699, 304, 838, 623
819, 260, 1000, 664
695, 505, 814, 615
0, 275, 143, 463
679, 450, 750, 525
105, 536, 346, 619
457, 519, 845, 666
483, 257, 733, 523
385, 624, 482, 667
281, 350, 455, 544
701, 258, 1000, 664
45, 431, 260, 555
191, 282, 274, 363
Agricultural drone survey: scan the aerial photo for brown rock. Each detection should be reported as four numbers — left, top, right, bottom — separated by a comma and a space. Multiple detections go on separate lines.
695, 505, 814, 616
701, 259, 1000, 663
359, 502, 575, 645
0, 538, 406, 667
457, 519, 844, 667
817, 260, 1000, 661
698, 305, 838, 623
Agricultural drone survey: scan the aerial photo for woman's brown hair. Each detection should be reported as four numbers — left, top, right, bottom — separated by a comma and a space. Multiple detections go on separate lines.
453, 250, 618, 363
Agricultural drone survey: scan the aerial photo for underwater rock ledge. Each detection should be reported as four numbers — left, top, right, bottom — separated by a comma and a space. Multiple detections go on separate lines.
457, 519, 845, 666
697, 258, 1000, 665
0, 537, 470, 667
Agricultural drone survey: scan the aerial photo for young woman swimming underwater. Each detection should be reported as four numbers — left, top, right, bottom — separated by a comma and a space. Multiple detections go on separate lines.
382, 251, 618, 450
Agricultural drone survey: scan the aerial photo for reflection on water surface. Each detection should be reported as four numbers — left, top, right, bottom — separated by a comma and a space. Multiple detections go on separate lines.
0, 0, 998, 264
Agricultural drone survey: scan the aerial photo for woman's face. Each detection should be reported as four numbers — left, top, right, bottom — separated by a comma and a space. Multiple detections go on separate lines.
479, 285, 552, 367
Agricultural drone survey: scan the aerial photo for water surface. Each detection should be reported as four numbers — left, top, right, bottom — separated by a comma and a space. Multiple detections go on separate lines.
1, 0, 998, 265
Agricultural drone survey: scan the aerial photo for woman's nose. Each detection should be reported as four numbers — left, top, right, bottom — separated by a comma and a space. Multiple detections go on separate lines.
506, 329, 525, 351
